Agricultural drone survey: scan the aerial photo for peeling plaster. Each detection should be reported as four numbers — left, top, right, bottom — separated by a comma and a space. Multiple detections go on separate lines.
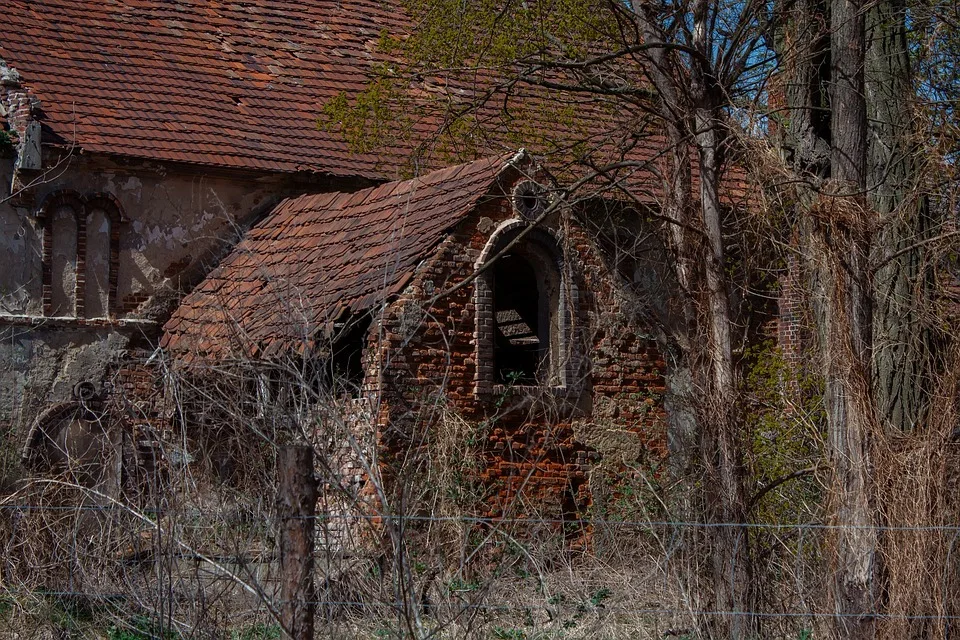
121, 176, 142, 192
0, 156, 290, 436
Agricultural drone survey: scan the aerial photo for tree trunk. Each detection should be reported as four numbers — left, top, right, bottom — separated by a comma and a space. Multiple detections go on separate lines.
831, 0, 868, 189
690, 2, 753, 633
630, 4, 753, 634
824, 1, 879, 636
695, 101, 754, 639
807, 205, 878, 639
780, 0, 832, 178
278, 446, 318, 640
866, 0, 932, 435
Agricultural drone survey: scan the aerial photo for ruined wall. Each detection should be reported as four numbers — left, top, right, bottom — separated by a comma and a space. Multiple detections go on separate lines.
0, 151, 349, 449
371, 177, 668, 522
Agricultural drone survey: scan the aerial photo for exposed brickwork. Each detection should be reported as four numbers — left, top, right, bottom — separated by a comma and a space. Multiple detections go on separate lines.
107, 352, 170, 501
111, 354, 165, 422
777, 247, 805, 365
35, 190, 126, 319
372, 173, 667, 523
0, 62, 33, 144
158, 156, 668, 532
121, 294, 152, 316
74, 210, 87, 318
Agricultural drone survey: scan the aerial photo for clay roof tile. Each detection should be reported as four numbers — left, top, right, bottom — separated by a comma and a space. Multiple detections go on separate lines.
162, 152, 514, 359
0, 0, 421, 179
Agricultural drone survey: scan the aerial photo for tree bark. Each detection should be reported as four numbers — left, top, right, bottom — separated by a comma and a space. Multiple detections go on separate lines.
823, 1, 879, 636
278, 445, 318, 640
780, 0, 832, 178
866, 0, 932, 435
831, 0, 868, 189
807, 206, 878, 640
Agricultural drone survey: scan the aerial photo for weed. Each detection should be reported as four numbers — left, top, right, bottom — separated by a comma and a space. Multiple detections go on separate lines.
447, 578, 480, 593
589, 587, 612, 607
108, 614, 178, 640
231, 623, 281, 640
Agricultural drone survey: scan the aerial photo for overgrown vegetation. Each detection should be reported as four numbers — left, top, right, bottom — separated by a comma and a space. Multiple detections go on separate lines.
316, 0, 960, 637
2, 0, 958, 638
0, 130, 15, 158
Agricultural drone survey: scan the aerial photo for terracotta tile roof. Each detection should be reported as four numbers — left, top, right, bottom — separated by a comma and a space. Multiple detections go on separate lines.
161, 152, 516, 359
3, 2, 751, 188
0, 0, 753, 203
0, 0, 419, 179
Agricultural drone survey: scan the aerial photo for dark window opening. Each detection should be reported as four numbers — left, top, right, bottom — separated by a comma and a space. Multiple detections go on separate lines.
330, 315, 370, 395
521, 194, 538, 211
304, 315, 372, 399
494, 254, 545, 384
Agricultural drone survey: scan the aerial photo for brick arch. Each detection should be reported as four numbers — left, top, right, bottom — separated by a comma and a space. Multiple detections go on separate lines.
84, 192, 126, 222
473, 220, 578, 394
37, 190, 85, 316
84, 192, 125, 317
21, 400, 85, 469
473, 219, 563, 268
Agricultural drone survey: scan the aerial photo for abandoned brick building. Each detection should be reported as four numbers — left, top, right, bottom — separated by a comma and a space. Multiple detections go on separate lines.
0, 1, 415, 477
0, 1, 712, 516
159, 151, 669, 517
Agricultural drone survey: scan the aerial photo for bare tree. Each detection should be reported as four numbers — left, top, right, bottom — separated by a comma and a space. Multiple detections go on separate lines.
319, 1, 794, 635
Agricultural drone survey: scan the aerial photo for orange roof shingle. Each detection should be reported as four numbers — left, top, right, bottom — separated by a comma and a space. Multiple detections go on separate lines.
161, 152, 517, 359
1, 0, 417, 179
0, 0, 752, 203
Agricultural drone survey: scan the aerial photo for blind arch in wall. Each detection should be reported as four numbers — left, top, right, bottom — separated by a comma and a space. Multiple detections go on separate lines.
37, 191, 125, 318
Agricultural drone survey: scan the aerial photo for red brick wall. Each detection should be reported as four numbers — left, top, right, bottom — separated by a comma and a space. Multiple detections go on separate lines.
777, 246, 805, 365
372, 176, 667, 523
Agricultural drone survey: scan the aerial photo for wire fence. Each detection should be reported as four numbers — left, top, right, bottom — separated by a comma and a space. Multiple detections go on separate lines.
6, 501, 960, 532
1, 492, 959, 639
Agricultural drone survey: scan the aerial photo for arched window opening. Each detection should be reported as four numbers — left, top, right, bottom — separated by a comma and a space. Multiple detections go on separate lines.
476, 221, 572, 395
49, 205, 78, 317
494, 254, 545, 384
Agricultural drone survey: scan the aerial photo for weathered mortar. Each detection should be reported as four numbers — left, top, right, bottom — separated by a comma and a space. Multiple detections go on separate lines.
370, 178, 668, 520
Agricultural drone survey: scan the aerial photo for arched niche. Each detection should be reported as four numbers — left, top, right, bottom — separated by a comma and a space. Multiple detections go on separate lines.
36, 190, 125, 318
21, 383, 114, 487
83, 193, 124, 318
37, 191, 85, 317
84, 208, 111, 318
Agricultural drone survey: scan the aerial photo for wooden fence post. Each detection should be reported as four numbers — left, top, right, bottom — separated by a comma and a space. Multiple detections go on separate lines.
278, 445, 317, 639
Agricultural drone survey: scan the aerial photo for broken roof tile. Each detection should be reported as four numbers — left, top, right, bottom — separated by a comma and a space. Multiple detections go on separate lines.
161, 152, 516, 358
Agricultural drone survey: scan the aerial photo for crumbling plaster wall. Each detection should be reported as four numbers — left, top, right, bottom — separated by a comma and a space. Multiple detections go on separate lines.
370, 178, 669, 519
1, 154, 287, 318
0, 151, 329, 444
0, 158, 39, 315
